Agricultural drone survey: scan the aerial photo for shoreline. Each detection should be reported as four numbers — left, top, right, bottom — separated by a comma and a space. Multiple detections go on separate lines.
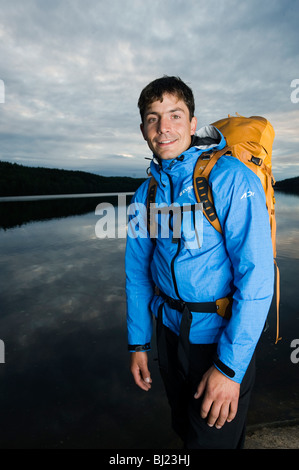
245, 418, 299, 449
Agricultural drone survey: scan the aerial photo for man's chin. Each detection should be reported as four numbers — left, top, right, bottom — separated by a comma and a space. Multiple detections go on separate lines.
154, 149, 180, 160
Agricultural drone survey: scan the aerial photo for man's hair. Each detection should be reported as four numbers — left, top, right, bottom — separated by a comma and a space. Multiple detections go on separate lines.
138, 76, 195, 123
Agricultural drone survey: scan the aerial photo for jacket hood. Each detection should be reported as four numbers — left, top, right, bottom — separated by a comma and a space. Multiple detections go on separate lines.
192, 125, 226, 150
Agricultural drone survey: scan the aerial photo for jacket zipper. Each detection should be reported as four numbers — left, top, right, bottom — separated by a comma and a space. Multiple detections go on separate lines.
166, 173, 182, 300
171, 238, 182, 299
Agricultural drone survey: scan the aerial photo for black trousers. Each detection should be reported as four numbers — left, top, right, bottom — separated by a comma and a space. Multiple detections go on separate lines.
156, 324, 256, 449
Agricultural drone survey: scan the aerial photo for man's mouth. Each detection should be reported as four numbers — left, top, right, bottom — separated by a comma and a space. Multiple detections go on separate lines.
157, 139, 177, 145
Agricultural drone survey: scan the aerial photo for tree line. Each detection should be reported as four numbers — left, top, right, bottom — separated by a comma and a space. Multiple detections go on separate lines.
1, 160, 298, 198
275, 176, 299, 195
0, 161, 147, 197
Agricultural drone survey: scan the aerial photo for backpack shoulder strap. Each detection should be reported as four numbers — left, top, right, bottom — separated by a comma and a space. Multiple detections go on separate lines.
147, 175, 158, 237
193, 146, 230, 234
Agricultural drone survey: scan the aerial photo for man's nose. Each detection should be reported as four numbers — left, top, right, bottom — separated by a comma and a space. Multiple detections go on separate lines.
158, 116, 170, 134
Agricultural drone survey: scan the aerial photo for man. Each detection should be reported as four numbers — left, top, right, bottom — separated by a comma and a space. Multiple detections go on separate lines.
125, 76, 274, 449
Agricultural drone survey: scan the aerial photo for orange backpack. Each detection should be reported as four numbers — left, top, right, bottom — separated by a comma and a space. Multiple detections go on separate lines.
194, 115, 276, 255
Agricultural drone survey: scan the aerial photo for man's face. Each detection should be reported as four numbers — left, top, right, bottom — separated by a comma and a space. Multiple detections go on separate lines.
140, 93, 197, 160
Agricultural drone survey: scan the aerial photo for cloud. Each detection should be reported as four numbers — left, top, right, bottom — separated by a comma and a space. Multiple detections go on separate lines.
0, 0, 298, 180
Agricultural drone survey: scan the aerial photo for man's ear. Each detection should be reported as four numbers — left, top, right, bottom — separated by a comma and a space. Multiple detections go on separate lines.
190, 116, 197, 136
140, 123, 147, 141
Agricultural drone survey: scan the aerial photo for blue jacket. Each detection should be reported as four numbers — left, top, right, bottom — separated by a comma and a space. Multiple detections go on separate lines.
125, 125, 274, 383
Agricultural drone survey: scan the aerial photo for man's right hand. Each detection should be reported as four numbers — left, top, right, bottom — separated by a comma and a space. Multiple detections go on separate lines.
130, 351, 152, 391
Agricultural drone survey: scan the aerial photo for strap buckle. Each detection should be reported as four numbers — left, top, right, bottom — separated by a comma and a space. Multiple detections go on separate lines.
168, 297, 186, 312
251, 156, 262, 166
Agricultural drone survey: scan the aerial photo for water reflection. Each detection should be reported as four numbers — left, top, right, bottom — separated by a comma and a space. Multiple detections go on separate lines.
0, 201, 176, 449
0, 194, 132, 230
275, 192, 299, 259
0, 192, 298, 449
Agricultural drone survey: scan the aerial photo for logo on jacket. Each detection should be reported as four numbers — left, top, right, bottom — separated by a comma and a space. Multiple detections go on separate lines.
241, 191, 255, 200
179, 185, 194, 198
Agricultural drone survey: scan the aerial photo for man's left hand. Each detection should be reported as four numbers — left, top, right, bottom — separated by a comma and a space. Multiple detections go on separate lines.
194, 366, 240, 429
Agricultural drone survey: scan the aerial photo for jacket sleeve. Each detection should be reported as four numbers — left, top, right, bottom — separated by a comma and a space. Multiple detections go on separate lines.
125, 183, 155, 351
210, 157, 274, 383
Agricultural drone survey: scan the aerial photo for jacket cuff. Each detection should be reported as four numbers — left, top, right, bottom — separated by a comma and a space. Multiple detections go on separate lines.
128, 343, 151, 352
213, 355, 235, 379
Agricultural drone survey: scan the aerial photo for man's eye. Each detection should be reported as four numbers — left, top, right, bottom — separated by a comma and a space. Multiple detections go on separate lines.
172, 114, 180, 119
147, 117, 157, 123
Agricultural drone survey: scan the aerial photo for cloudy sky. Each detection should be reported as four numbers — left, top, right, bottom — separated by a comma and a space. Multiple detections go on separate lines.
0, 0, 298, 180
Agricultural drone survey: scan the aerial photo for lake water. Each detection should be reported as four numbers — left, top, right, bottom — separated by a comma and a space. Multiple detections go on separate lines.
0, 191, 298, 449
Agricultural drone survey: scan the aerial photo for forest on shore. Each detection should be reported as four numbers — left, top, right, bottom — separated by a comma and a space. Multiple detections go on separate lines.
275, 176, 299, 195
0, 161, 146, 197
0, 160, 298, 198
